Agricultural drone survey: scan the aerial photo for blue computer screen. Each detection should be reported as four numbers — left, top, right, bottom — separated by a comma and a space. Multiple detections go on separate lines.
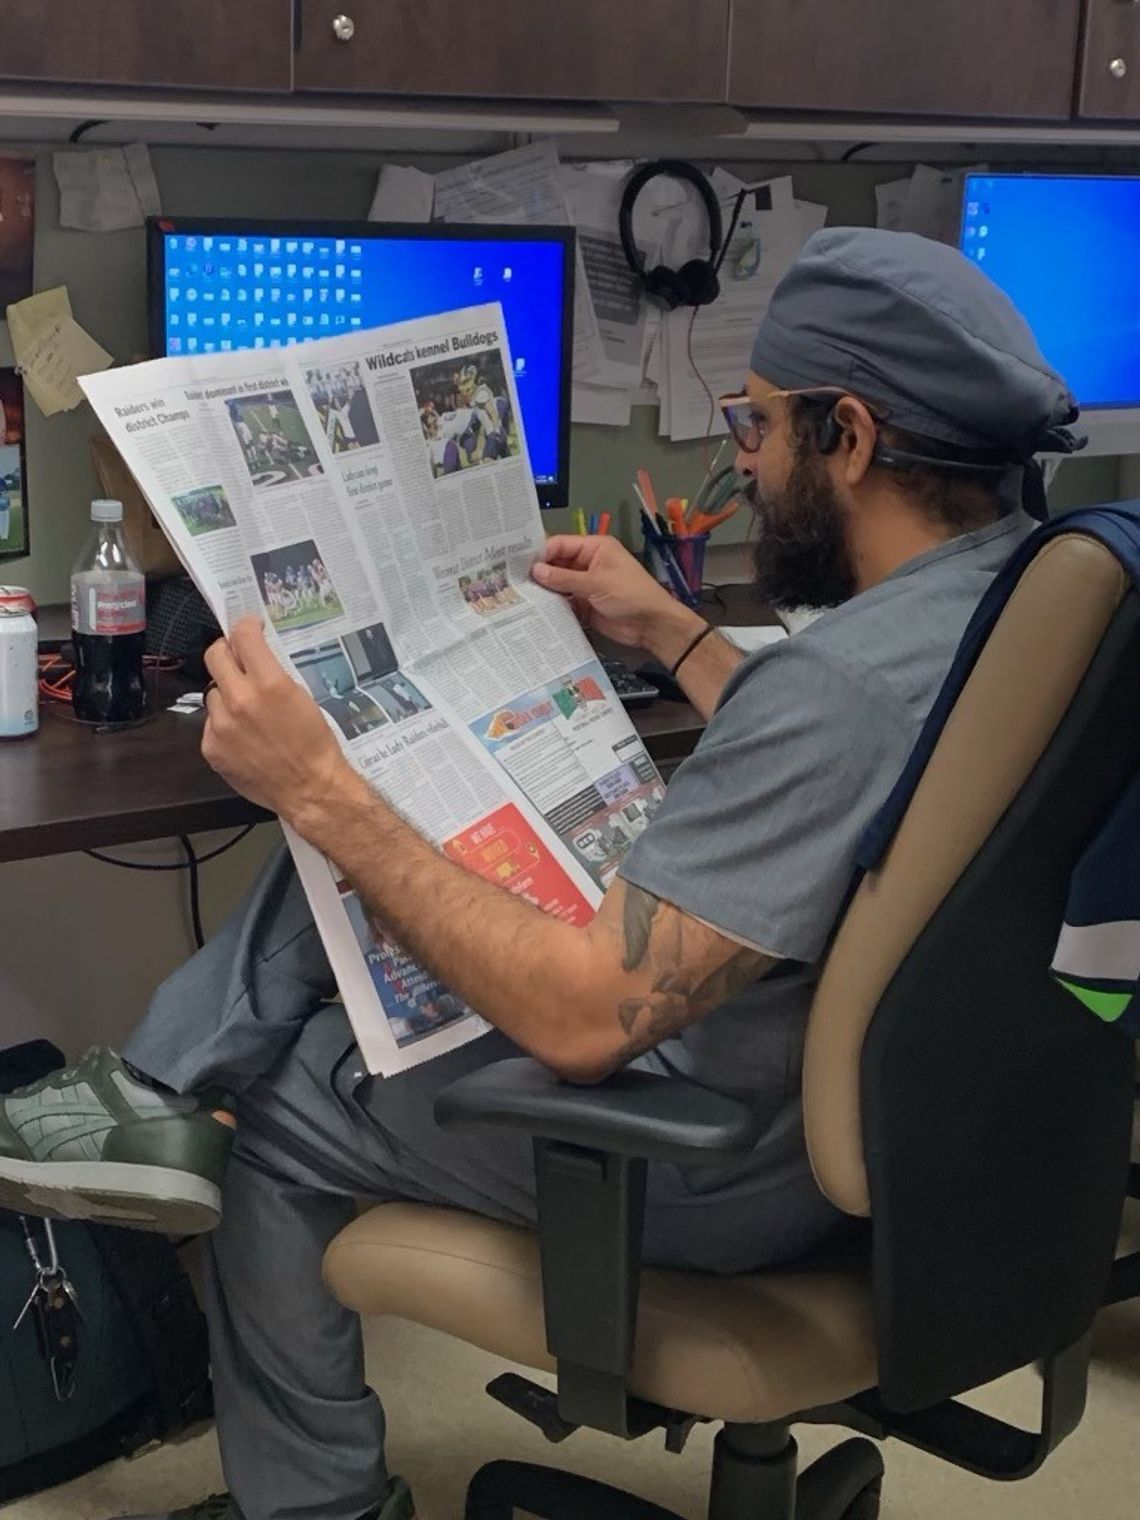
149, 221, 573, 497
961, 174, 1140, 410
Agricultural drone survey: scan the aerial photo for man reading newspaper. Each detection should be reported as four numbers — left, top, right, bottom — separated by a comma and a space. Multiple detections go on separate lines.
0, 231, 1081, 1520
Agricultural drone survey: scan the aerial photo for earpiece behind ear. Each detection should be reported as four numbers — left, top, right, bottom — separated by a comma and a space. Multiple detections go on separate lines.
819, 407, 843, 455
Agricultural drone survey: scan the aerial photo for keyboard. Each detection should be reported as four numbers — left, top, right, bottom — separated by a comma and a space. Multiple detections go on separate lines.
601, 657, 659, 710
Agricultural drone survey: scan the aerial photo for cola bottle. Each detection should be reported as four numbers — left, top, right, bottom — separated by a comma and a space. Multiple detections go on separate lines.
71, 499, 149, 725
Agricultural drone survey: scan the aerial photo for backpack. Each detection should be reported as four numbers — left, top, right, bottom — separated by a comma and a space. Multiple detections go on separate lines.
0, 1041, 213, 1501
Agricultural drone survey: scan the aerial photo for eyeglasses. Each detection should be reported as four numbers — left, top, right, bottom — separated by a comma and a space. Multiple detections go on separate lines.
719, 394, 768, 453
718, 385, 878, 453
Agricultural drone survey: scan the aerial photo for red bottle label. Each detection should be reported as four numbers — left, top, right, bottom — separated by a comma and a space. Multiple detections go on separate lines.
71, 579, 145, 636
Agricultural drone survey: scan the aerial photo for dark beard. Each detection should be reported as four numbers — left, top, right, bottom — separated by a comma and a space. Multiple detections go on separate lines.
748, 452, 858, 611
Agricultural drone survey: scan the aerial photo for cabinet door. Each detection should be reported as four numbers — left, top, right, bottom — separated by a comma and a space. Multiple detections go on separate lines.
295, 0, 729, 103
728, 0, 1080, 119
0, 1, 293, 92
1079, 0, 1140, 117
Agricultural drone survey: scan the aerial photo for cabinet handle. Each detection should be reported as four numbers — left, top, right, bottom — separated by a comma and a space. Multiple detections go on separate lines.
332, 13, 356, 43
1110, 57, 1129, 80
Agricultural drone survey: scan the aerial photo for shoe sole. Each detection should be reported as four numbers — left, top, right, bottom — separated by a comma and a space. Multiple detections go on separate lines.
0, 1157, 221, 1236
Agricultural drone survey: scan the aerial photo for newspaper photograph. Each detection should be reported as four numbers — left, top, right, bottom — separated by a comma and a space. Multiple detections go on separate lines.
80, 303, 665, 1077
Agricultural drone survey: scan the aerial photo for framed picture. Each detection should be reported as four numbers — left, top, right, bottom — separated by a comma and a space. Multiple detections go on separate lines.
0, 155, 34, 308
0, 370, 29, 562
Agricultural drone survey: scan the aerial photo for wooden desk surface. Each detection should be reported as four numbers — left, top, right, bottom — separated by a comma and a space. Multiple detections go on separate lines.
2, 584, 775, 864
0, 678, 274, 863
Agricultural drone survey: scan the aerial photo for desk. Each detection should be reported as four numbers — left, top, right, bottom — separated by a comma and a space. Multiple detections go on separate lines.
1, 585, 776, 864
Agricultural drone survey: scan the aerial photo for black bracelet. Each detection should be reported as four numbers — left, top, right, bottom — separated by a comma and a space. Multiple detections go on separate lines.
670, 622, 714, 678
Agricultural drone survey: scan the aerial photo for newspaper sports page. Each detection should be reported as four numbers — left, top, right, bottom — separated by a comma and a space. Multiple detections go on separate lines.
80, 304, 666, 1076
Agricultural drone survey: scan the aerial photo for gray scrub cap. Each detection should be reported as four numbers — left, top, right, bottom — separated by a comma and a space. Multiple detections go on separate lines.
750, 228, 1083, 462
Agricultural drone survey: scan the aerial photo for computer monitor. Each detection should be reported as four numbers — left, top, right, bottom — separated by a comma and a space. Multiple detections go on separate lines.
960, 173, 1140, 411
147, 216, 575, 508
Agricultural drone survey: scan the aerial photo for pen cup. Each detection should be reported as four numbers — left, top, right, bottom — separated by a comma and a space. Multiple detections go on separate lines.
643, 532, 708, 609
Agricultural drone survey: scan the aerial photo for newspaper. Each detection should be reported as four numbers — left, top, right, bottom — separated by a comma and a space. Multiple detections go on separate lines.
80, 305, 666, 1077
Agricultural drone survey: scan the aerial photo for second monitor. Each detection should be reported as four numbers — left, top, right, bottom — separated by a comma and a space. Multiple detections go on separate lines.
147, 217, 576, 508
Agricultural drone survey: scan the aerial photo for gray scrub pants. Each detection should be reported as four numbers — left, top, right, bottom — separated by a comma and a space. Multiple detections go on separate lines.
124, 845, 837, 1520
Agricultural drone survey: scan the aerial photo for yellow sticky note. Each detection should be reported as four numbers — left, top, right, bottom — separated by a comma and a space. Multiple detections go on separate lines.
6, 286, 71, 355
5, 287, 112, 416
18, 315, 113, 416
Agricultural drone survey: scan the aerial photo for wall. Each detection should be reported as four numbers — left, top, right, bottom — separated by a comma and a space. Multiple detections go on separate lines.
0, 825, 281, 1054
0, 139, 1127, 1058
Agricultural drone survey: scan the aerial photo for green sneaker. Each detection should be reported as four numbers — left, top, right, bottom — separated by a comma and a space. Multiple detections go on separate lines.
114, 1497, 240, 1520
0, 1047, 232, 1235
116, 1498, 241, 1520
380, 1478, 416, 1520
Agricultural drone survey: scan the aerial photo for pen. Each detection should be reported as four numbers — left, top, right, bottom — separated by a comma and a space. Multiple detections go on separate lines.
588, 512, 598, 534
573, 508, 587, 536
636, 495, 692, 604
598, 512, 611, 536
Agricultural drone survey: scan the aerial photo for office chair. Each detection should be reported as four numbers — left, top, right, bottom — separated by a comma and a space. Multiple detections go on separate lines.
1104, 1139, 1140, 1307
325, 529, 1139, 1520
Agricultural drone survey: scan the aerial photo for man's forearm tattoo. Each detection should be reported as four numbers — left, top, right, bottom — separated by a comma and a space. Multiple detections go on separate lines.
615, 885, 767, 1061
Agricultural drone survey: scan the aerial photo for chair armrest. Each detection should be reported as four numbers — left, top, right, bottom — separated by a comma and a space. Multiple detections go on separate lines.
435, 1057, 762, 1168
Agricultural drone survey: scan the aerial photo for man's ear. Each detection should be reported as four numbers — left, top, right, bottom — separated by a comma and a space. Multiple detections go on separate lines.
833, 396, 879, 485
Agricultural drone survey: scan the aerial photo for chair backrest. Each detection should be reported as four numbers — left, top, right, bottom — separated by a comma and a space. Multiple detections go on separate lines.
803, 532, 1139, 1412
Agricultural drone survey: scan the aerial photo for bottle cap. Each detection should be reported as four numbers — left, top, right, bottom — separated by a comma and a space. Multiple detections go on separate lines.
91, 499, 123, 522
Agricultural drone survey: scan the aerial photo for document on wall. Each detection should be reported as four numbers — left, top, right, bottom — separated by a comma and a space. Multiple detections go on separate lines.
80, 304, 666, 1077
368, 163, 435, 224
53, 143, 161, 232
559, 162, 667, 395
874, 164, 987, 245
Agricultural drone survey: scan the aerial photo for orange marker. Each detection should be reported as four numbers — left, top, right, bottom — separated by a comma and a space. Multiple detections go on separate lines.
636, 468, 660, 518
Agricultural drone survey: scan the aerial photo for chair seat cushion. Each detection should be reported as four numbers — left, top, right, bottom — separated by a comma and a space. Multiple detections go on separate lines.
323, 1204, 877, 1425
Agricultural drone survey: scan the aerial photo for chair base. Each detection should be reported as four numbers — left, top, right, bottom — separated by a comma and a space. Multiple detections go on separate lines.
463, 1428, 884, 1520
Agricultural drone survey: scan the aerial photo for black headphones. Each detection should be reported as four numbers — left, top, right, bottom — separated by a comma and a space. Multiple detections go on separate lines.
619, 159, 724, 312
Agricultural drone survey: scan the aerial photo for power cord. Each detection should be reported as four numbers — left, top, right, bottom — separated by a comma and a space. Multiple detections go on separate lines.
83, 826, 256, 950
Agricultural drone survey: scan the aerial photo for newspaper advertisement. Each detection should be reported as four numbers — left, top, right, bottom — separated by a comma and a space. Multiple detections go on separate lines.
80, 303, 665, 1077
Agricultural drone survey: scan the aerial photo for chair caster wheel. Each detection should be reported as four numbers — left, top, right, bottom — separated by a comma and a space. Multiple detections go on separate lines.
796, 1438, 884, 1520
842, 1480, 882, 1520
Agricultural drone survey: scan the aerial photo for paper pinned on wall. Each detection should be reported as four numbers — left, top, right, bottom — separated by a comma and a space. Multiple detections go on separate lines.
571, 385, 633, 428
53, 143, 161, 232
560, 162, 666, 393
368, 163, 435, 223
434, 140, 565, 224
874, 177, 912, 233
6, 286, 112, 415
123, 142, 162, 218
876, 164, 986, 246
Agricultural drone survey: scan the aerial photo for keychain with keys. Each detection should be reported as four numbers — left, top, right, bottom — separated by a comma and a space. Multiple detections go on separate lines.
12, 1216, 83, 1401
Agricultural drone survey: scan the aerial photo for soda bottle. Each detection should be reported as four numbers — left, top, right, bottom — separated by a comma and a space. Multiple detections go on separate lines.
70, 499, 149, 725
